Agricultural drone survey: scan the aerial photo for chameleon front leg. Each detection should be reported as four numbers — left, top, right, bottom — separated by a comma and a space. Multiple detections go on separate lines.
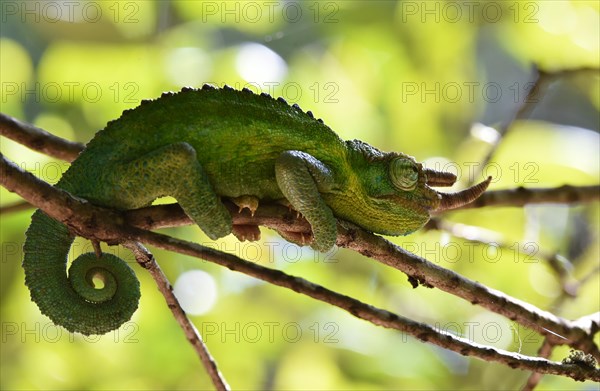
275, 150, 337, 252
110, 142, 232, 239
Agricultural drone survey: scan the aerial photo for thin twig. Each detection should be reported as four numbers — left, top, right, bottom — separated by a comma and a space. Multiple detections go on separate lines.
522, 339, 555, 391
551, 267, 600, 310
470, 67, 545, 185
424, 218, 574, 295
336, 223, 600, 359
470, 67, 598, 186
576, 267, 600, 293
2, 153, 599, 382
123, 242, 230, 391
0, 200, 33, 214
457, 185, 600, 209
127, 204, 597, 355
0, 113, 84, 162
140, 228, 600, 382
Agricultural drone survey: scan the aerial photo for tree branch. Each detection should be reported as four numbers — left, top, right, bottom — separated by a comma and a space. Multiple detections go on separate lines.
335, 222, 600, 359
458, 185, 600, 209
140, 224, 600, 382
123, 242, 230, 391
0, 113, 83, 162
1, 152, 599, 382
0, 200, 34, 214
5, 183, 600, 216
424, 218, 575, 296
123, 204, 600, 357
124, 205, 600, 358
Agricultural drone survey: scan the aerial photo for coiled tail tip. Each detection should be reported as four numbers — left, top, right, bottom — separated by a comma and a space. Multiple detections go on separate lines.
23, 210, 141, 336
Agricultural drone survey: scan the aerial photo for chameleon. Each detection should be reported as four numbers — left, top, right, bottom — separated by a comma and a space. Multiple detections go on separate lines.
22, 85, 491, 335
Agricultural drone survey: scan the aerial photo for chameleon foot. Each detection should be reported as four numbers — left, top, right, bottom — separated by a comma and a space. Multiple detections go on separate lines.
276, 199, 303, 219
277, 199, 292, 209
232, 225, 261, 241
276, 229, 313, 247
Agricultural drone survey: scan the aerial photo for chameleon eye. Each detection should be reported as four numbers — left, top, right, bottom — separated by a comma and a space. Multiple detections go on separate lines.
390, 157, 419, 191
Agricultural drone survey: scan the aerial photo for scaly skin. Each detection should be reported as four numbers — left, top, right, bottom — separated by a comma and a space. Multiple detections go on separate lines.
23, 85, 490, 335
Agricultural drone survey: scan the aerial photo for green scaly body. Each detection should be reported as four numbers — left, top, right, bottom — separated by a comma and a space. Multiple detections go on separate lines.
23, 85, 489, 335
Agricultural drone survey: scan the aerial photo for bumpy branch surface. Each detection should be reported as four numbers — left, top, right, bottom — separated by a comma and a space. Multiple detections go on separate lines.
0, 113, 84, 162
1, 152, 599, 382
124, 203, 600, 357
458, 185, 600, 209
335, 225, 600, 358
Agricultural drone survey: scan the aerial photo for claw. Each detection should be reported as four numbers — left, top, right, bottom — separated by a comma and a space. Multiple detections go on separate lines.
231, 195, 259, 216
276, 199, 303, 218
232, 225, 261, 242
276, 230, 313, 247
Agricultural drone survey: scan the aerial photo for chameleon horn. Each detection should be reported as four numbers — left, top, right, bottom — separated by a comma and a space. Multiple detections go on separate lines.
424, 168, 457, 187
435, 176, 492, 211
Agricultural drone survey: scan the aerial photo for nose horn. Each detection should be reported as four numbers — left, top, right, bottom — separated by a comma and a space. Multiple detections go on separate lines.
424, 168, 457, 187
435, 176, 492, 211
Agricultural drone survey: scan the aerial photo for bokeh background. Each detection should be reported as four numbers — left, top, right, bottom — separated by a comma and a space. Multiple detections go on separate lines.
1, 1, 598, 389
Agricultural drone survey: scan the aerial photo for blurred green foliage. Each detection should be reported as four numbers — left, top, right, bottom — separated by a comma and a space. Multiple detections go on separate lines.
1, 1, 598, 390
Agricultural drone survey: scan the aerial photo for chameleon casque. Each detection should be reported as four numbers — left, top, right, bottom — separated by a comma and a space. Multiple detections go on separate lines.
22, 85, 491, 335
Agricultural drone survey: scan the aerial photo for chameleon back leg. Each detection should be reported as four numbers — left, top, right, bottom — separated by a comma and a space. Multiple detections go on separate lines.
22, 142, 232, 335
108, 142, 232, 239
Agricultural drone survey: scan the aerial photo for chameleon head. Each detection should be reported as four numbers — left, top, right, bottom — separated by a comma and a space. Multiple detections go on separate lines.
329, 142, 491, 236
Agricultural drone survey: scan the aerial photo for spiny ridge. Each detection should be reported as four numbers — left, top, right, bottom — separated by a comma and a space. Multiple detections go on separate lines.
111, 85, 325, 128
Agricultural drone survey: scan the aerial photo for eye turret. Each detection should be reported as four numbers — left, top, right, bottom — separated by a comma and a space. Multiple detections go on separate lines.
389, 157, 419, 191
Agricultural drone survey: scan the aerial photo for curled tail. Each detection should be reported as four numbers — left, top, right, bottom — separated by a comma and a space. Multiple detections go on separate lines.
23, 210, 140, 335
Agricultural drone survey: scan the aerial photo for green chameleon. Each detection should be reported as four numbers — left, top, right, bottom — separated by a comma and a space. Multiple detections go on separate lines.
23, 85, 491, 335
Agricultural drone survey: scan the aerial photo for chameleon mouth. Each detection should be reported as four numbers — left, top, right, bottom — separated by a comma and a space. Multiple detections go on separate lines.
424, 168, 492, 211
